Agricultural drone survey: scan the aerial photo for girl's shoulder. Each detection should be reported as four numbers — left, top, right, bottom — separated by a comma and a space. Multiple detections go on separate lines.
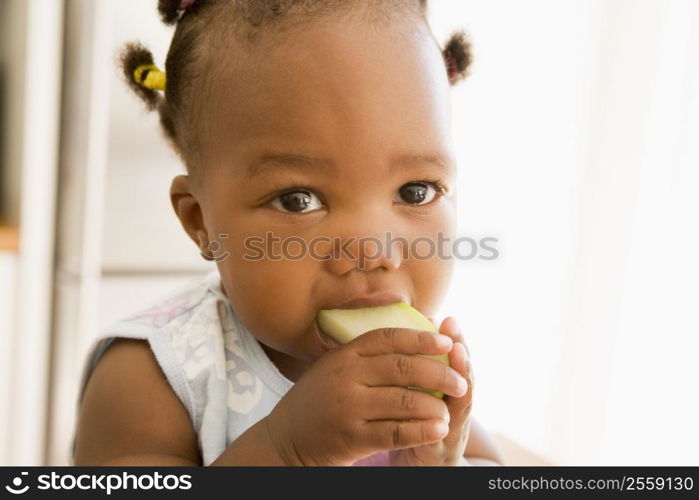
73, 336, 202, 465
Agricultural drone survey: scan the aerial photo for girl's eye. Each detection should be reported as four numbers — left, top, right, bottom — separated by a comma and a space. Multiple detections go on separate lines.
394, 182, 443, 205
271, 190, 323, 213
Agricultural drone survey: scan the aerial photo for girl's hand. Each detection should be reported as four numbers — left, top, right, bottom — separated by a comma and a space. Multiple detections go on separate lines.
389, 316, 474, 466
264, 326, 468, 466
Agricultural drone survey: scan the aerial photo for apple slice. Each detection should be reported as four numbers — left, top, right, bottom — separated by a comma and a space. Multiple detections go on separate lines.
316, 301, 449, 398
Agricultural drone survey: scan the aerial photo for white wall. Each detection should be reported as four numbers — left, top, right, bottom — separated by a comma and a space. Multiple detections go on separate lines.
429, 0, 595, 464
102, 0, 211, 273
431, 0, 699, 465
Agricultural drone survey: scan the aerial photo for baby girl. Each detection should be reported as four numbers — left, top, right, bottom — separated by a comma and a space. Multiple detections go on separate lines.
72, 0, 503, 466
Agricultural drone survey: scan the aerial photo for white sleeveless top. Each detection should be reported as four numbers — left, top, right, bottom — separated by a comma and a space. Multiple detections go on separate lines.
73, 271, 388, 466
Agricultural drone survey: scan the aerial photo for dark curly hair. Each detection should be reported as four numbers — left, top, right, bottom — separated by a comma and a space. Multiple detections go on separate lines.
120, 0, 472, 174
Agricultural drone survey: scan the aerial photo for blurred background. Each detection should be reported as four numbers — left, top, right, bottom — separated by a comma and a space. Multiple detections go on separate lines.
0, 0, 697, 466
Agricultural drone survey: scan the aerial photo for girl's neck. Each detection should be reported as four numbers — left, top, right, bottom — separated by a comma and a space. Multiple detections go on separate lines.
260, 343, 310, 383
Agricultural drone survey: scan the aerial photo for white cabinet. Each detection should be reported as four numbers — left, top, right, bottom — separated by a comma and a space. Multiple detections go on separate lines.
0, 251, 17, 465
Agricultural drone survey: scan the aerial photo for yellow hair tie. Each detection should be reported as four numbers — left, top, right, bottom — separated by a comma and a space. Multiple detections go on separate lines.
134, 63, 167, 91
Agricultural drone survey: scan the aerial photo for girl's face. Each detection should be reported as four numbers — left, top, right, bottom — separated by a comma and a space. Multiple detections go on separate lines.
174, 16, 457, 380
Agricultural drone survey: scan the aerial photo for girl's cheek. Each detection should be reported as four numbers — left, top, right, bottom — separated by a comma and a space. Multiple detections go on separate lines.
408, 246, 454, 312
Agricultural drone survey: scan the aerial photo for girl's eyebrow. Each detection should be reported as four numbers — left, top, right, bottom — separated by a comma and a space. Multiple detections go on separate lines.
390, 153, 456, 176
245, 152, 455, 178
246, 153, 334, 178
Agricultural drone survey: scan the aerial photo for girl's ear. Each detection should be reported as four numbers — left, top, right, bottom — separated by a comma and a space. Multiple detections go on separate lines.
170, 175, 210, 257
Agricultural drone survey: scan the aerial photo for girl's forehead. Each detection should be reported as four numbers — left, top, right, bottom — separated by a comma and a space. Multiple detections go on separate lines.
204, 18, 451, 159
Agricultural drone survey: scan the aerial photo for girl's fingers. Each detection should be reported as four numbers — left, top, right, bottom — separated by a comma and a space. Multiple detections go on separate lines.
352, 327, 453, 357
359, 418, 449, 450
361, 353, 468, 398
448, 342, 470, 379
361, 386, 449, 422
439, 316, 464, 343
445, 342, 474, 420
440, 316, 470, 360
435, 315, 474, 456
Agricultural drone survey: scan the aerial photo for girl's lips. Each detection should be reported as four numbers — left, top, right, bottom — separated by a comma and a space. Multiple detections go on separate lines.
333, 291, 408, 309
313, 317, 341, 352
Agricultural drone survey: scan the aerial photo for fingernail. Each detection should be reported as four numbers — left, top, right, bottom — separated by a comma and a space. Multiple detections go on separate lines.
457, 376, 469, 394
437, 334, 453, 347
436, 421, 450, 436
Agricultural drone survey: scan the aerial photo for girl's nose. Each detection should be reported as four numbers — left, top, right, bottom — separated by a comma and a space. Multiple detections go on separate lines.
323, 231, 404, 276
